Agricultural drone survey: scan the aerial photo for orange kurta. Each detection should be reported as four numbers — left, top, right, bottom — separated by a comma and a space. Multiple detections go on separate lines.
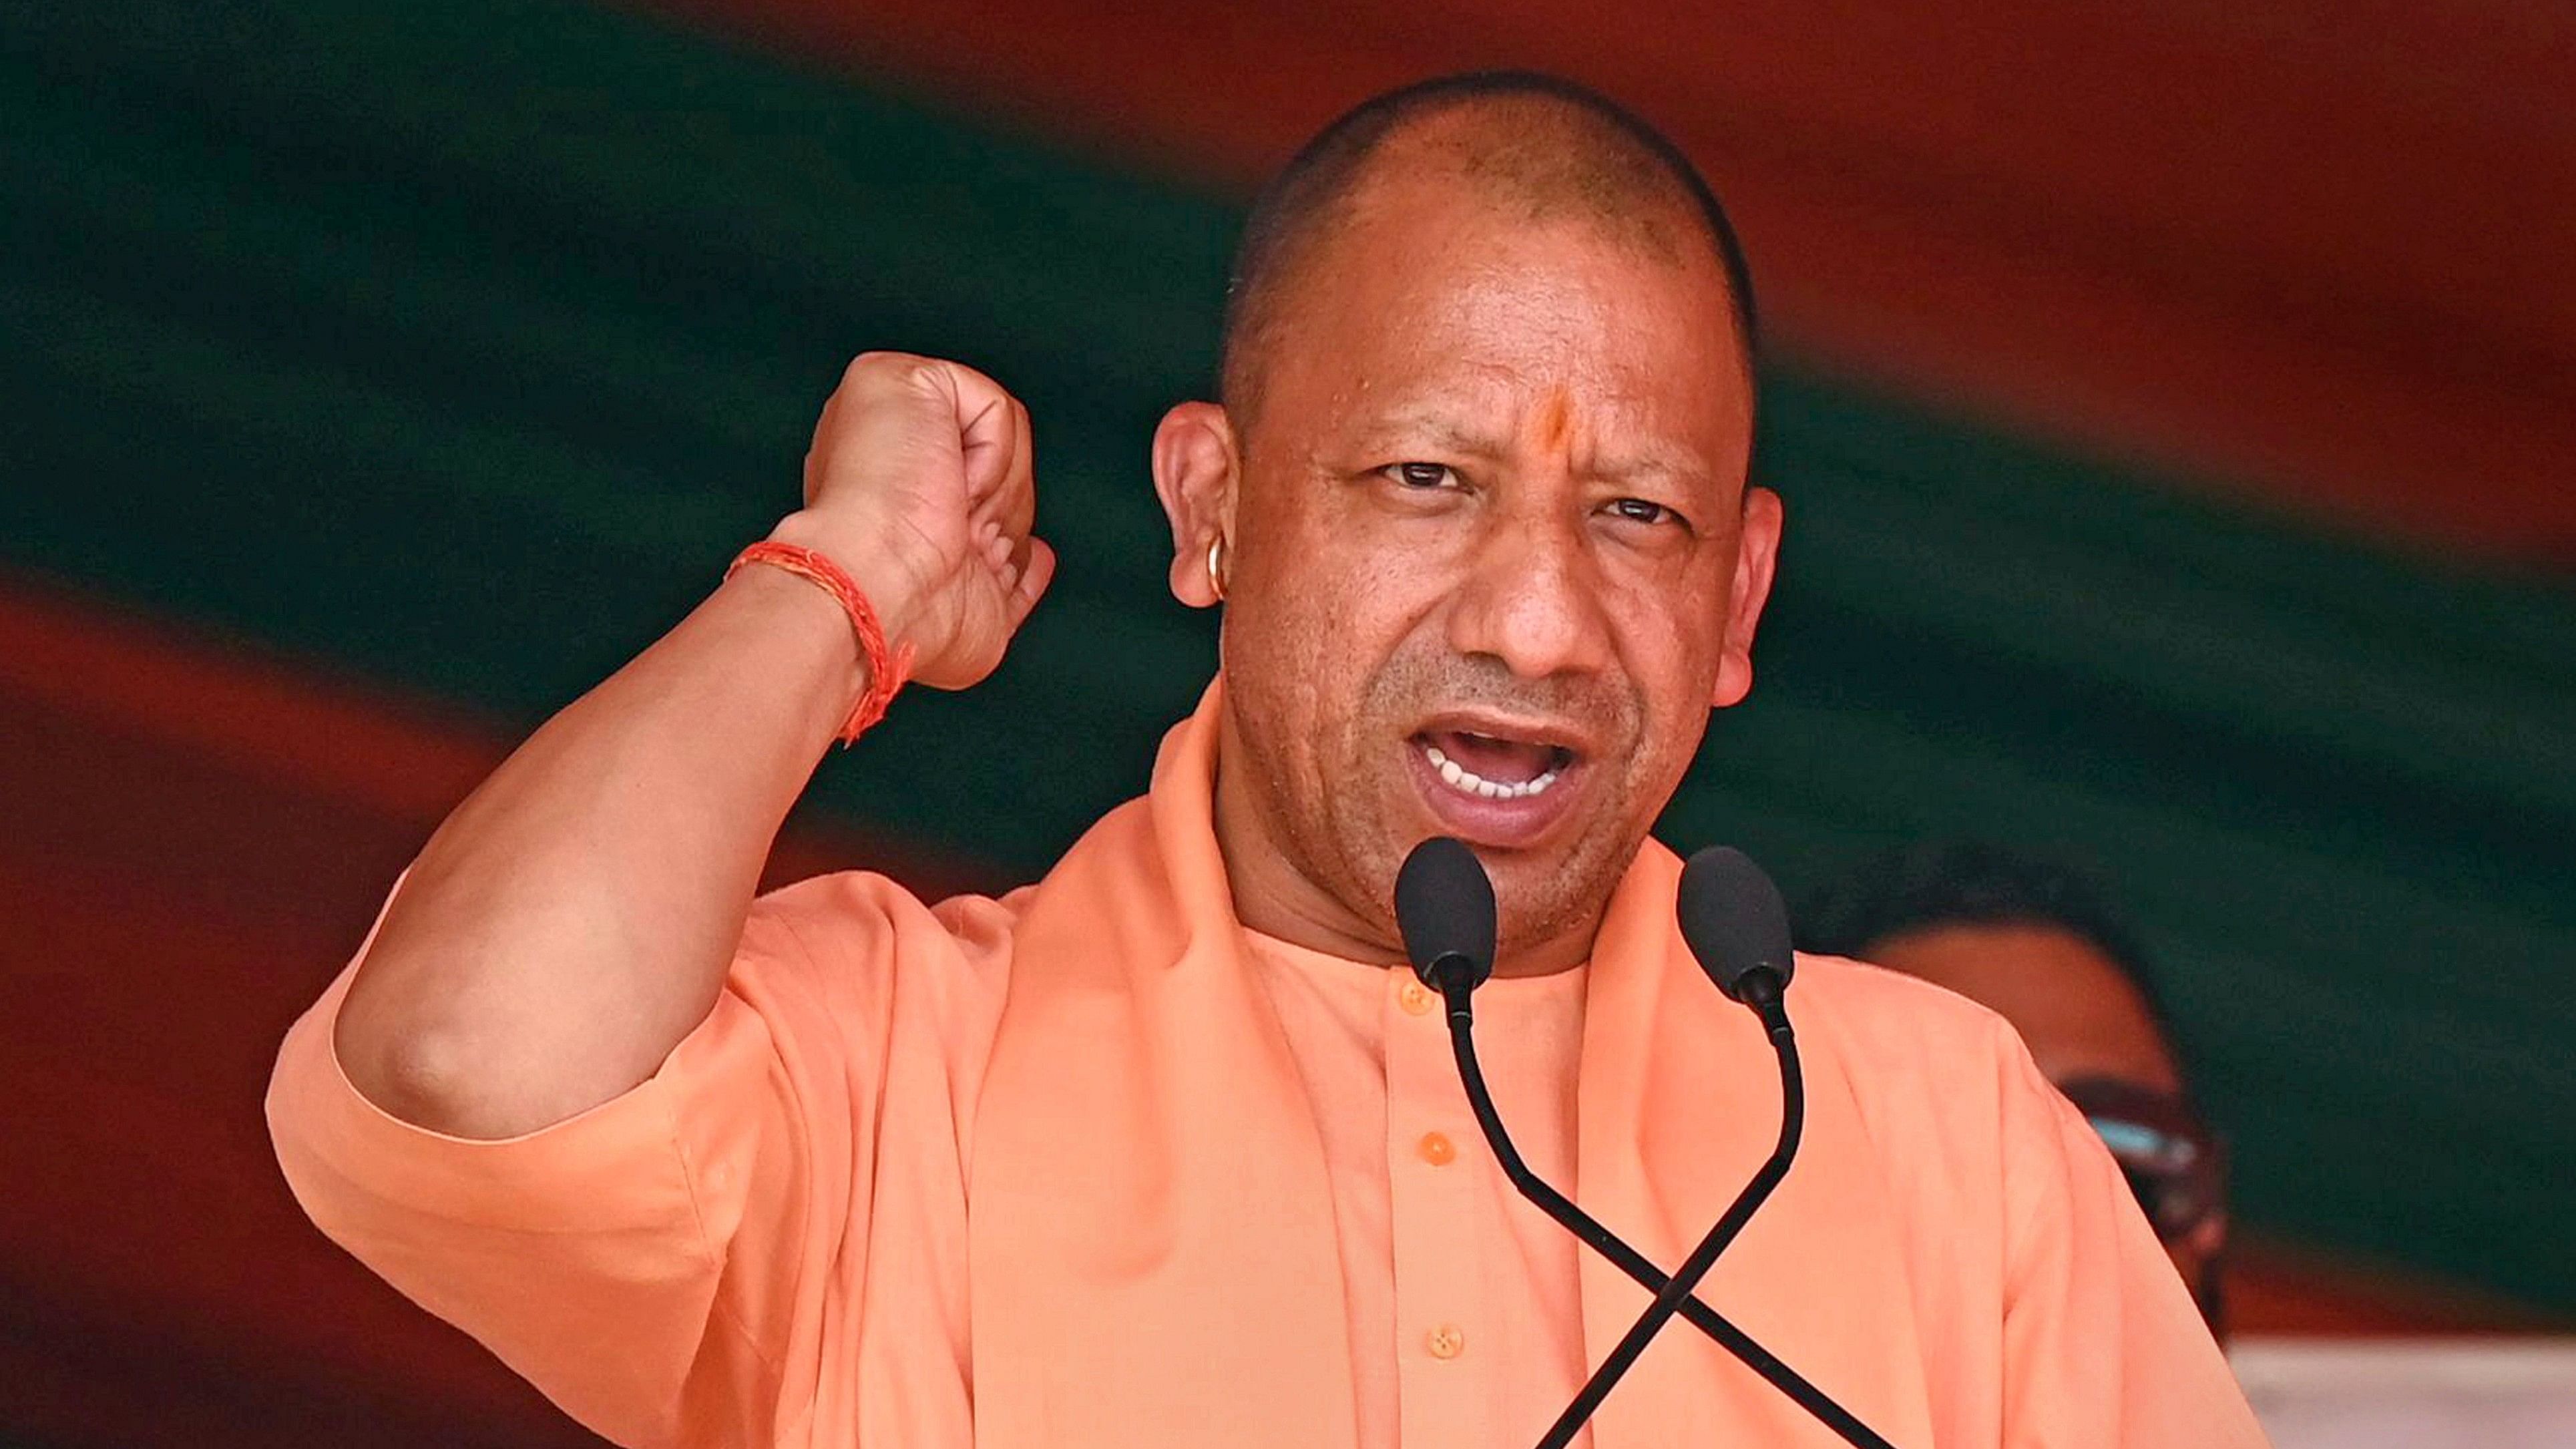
1245, 932, 1593, 1448
268, 682, 2264, 1448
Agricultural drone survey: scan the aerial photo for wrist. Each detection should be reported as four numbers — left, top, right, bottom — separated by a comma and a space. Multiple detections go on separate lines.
722, 563, 872, 692
725, 538, 915, 745
763, 510, 934, 652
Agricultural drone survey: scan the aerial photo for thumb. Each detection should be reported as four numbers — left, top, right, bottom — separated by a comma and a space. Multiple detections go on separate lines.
1007, 538, 1058, 631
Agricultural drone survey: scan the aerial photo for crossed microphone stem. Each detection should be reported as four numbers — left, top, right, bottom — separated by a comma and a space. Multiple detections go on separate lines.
1400, 837, 1898, 1449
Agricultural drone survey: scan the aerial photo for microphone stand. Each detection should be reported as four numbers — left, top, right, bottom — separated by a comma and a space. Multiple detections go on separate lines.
1431, 969, 1893, 1449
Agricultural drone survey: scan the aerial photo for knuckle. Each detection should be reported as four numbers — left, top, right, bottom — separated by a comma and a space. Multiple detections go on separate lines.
843, 351, 933, 390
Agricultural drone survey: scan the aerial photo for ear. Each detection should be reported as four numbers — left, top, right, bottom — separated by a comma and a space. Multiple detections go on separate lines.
1711, 485, 1783, 709
1152, 401, 1241, 608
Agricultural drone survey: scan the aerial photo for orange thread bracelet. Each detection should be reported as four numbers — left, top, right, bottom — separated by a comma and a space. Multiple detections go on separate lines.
726, 540, 915, 745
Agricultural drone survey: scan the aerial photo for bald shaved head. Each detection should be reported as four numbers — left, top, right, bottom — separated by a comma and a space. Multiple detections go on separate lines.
1221, 71, 1758, 429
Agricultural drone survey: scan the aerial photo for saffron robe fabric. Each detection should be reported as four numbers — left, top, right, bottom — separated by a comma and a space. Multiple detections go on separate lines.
267, 680, 2266, 1448
1241, 930, 1594, 1448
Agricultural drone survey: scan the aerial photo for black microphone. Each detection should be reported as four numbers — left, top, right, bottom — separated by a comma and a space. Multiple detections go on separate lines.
1392, 839, 1894, 1449
1678, 845, 1795, 1018
1393, 835, 1494, 1011
1533, 846, 1892, 1449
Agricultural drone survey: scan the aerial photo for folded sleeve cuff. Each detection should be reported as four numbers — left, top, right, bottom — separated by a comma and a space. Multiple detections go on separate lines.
265, 960, 720, 1243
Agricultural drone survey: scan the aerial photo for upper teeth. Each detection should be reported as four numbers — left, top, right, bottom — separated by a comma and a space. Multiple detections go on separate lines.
1424, 743, 1562, 801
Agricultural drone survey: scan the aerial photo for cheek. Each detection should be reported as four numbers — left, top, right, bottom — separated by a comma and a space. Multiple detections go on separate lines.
1227, 510, 1424, 749
1616, 568, 1729, 700
1248, 497, 1442, 670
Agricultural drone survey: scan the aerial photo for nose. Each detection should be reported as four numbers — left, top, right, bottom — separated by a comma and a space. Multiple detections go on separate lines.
1442, 502, 1615, 680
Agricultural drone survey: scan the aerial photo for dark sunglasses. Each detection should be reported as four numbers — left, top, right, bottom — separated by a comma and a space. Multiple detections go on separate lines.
2057, 1076, 2227, 1244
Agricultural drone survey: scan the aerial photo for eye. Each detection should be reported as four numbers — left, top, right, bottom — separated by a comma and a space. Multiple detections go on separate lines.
1383, 461, 1458, 489
1602, 497, 1685, 529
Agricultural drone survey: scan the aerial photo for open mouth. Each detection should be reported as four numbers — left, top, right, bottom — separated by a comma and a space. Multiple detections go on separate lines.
1403, 713, 1594, 849
1414, 729, 1577, 801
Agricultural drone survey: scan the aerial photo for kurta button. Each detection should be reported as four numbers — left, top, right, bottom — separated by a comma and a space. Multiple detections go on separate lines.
1425, 1323, 1466, 1359
1398, 980, 1436, 1016
1417, 1131, 1456, 1166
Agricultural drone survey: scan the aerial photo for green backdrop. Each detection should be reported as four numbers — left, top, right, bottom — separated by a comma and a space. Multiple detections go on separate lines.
7, 0, 2572, 1307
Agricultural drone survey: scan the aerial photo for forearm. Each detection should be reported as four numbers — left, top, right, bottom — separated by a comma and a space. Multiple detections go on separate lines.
335, 565, 865, 1138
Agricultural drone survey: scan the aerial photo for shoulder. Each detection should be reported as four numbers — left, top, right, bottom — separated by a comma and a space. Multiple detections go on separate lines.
744, 869, 1026, 954
1793, 950, 2121, 1215
1789, 950, 2065, 1177
724, 870, 1029, 1046
1791, 950, 2027, 1080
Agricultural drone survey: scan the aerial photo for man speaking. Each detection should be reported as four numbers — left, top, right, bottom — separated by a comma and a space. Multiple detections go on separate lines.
267, 73, 2264, 1448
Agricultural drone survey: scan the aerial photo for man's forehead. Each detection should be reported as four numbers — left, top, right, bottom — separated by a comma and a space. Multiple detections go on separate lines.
1233, 150, 1751, 475
1299, 175, 1739, 371
1278, 250, 1753, 458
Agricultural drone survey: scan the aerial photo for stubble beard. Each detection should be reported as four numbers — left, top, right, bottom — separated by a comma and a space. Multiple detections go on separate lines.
1246, 646, 1657, 967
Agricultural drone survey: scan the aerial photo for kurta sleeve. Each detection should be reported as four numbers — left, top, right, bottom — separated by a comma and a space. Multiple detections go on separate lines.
1991, 1022, 2268, 1447
264, 871, 975, 1448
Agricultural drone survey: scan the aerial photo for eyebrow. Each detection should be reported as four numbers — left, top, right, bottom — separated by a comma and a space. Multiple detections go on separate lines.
1355, 407, 1709, 484
1366, 413, 1508, 459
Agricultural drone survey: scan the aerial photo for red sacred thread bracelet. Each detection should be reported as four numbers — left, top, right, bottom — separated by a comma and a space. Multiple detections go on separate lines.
726, 540, 916, 745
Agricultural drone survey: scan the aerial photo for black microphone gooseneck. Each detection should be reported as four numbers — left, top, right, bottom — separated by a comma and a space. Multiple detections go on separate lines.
1395, 839, 1767, 1350
1391, 839, 1895, 1449
1530, 846, 1817, 1446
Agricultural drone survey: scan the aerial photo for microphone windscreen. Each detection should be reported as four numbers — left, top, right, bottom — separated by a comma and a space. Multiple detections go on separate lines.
1395, 837, 1497, 990
1677, 846, 1796, 1002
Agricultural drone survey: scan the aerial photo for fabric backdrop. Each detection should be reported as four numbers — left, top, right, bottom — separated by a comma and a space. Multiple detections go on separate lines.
5, 0, 2571, 1311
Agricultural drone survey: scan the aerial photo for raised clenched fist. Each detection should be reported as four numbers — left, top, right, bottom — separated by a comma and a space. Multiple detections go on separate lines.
768, 353, 1056, 691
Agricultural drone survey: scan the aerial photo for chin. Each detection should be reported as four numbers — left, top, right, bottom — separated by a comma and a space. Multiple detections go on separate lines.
1488, 836, 1627, 952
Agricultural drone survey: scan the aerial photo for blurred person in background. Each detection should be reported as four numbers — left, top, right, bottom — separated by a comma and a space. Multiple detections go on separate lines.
1800, 840, 2231, 1337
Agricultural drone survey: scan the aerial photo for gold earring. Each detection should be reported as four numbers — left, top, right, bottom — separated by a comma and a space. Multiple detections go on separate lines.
1205, 534, 1227, 602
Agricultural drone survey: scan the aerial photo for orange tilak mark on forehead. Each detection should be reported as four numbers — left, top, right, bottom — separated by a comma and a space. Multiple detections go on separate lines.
1532, 387, 1574, 453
